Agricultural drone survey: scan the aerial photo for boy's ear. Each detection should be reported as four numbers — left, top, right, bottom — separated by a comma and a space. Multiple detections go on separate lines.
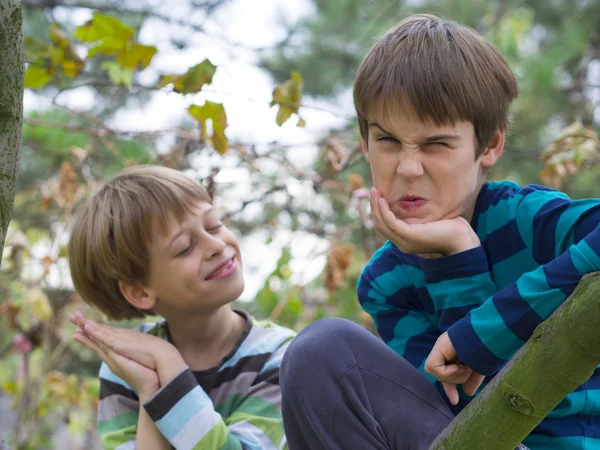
118, 280, 156, 311
361, 138, 369, 162
480, 128, 505, 168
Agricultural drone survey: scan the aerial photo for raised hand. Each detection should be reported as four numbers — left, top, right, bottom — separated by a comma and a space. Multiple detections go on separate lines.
71, 320, 160, 401
69, 311, 186, 390
370, 188, 481, 256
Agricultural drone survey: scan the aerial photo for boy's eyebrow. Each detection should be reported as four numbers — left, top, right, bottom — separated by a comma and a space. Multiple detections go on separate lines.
423, 134, 461, 142
368, 122, 395, 136
369, 122, 461, 143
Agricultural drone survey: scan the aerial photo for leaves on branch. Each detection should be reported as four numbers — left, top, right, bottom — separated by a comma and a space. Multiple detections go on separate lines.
540, 121, 600, 188
270, 71, 305, 127
188, 101, 229, 154
24, 25, 85, 89
74, 13, 135, 57
324, 244, 354, 294
157, 59, 217, 93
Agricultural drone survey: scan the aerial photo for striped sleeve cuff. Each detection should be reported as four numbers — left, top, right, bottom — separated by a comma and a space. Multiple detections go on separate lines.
143, 367, 227, 449
143, 366, 195, 421
420, 246, 490, 283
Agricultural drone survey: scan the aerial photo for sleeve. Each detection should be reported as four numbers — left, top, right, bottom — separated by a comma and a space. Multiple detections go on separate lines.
142, 339, 292, 450
357, 245, 440, 378
448, 188, 600, 376
420, 246, 498, 331
96, 362, 139, 450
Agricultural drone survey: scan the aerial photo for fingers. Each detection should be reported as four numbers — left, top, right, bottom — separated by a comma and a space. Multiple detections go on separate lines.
73, 330, 110, 362
443, 382, 460, 406
463, 372, 486, 397
369, 189, 387, 233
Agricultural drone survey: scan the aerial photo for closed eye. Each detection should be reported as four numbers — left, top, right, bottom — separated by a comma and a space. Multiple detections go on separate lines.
207, 223, 223, 232
428, 142, 450, 147
177, 241, 195, 257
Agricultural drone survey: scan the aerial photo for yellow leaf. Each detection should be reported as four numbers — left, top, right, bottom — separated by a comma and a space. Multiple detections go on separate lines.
188, 101, 229, 154
117, 43, 157, 70
74, 13, 135, 57
27, 287, 53, 322
270, 71, 303, 126
49, 24, 85, 78
24, 64, 52, 89
157, 59, 217, 94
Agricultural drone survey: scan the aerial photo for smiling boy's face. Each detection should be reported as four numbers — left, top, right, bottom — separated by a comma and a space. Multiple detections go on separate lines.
362, 101, 504, 225
127, 201, 245, 315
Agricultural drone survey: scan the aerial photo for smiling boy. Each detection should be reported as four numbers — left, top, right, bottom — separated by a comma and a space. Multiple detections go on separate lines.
279, 14, 600, 450
68, 165, 295, 449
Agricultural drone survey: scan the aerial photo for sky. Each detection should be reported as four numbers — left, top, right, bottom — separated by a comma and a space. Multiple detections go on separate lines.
19, 0, 357, 300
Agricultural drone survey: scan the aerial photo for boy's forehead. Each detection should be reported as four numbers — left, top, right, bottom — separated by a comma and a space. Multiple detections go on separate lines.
150, 201, 214, 240
366, 95, 476, 135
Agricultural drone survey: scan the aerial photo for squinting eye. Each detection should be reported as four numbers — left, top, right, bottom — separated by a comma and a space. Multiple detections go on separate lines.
376, 136, 397, 142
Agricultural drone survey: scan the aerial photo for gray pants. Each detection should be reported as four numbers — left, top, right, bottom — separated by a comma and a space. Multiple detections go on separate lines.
280, 317, 529, 450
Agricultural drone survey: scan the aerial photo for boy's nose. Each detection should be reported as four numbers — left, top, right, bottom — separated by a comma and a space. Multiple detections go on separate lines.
204, 235, 226, 259
396, 154, 424, 179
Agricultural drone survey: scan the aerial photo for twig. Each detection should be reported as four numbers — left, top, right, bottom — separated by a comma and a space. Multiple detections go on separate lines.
221, 185, 287, 220
48, 78, 354, 120
24, 117, 199, 140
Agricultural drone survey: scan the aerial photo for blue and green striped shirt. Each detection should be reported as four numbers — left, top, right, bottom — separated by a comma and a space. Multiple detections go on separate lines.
358, 180, 600, 449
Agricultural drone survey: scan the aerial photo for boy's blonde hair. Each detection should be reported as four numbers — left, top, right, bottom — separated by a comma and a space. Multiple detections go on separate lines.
354, 14, 519, 156
68, 165, 211, 320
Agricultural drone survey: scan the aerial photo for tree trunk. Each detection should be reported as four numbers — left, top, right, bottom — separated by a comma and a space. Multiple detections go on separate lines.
0, 0, 24, 266
430, 272, 600, 450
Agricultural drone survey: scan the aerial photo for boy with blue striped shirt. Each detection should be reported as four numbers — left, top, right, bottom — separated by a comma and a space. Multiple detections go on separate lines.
280, 13, 599, 449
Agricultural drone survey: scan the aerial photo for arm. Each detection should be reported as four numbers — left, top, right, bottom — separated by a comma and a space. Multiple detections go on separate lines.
357, 244, 440, 379
143, 341, 292, 450
447, 191, 600, 376
95, 363, 169, 450
420, 246, 497, 331
136, 395, 170, 450
76, 313, 291, 449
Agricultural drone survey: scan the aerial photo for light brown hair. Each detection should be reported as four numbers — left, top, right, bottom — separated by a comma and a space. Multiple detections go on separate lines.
68, 165, 211, 320
354, 13, 519, 156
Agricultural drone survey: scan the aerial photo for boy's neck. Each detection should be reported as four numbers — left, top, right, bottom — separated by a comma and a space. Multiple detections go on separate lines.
164, 305, 246, 371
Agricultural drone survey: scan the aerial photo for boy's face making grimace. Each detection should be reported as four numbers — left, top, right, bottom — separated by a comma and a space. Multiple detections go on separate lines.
138, 200, 245, 312
362, 101, 503, 225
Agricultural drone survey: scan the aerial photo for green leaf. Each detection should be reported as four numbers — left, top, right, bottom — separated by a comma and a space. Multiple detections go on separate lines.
24, 64, 53, 89
117, 43, 157, 70
156, 59, 217, 94
74, 13, 135, 57
101, 61, 133, 87
270, 71, 304, 126
188, 101, 228, 154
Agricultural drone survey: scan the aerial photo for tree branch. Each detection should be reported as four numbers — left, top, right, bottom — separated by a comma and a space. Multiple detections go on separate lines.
430, 272, 600, 449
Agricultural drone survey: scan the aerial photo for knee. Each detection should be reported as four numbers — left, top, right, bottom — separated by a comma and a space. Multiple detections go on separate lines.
280, 318, 363, 392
